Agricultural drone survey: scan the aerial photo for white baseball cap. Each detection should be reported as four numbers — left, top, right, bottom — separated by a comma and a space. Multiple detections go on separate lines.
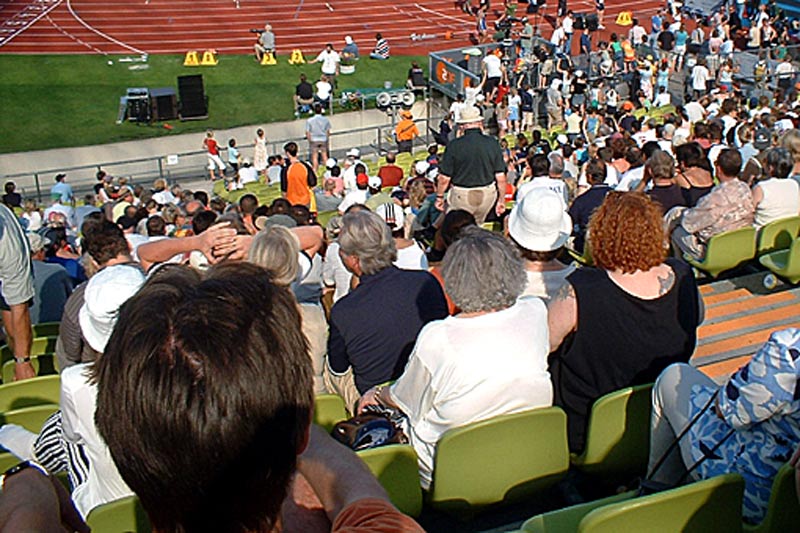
368, 175, 382, 189
346, 148, 361, 158
79, 264, 146, 353
375, 203, 405, 233
508, 189, 572, 252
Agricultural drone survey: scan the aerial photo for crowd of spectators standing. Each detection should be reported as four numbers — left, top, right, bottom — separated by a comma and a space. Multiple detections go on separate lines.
3, 2, 800, 530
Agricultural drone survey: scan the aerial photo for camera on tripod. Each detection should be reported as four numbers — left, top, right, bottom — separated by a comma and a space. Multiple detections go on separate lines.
249, 28, 265, 34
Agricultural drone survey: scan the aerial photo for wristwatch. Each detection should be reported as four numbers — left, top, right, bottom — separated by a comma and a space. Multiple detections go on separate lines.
14, 356, 31, 364
0, 460, 49, 493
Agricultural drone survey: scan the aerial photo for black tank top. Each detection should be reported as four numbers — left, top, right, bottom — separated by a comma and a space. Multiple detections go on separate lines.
549, 257, 700, 453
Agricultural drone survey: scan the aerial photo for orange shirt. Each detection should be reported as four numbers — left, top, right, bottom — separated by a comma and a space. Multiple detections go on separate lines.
283, 161, 313, 206
395, 119, 419, 142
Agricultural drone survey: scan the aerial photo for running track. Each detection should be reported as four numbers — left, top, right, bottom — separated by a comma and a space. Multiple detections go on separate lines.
0, 0, 665, 56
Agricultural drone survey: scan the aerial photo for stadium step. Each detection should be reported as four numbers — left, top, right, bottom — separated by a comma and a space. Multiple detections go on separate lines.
693, 272, 800, 383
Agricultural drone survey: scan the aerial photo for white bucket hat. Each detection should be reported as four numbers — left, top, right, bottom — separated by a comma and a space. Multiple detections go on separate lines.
79, 264, 146, 353
508, 189, 572, 252
456, 105, 483, 124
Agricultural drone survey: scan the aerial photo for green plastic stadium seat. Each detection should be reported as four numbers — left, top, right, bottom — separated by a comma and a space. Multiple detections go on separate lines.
743, 463, 800, 533
570, 384, 653, 483
427, 407, 570, 516
684, 226, 756, 278
521, 491, 636, 533
316, 210, 339, 229
578, 473, 744, 533
0, 404, 59, 432
567, 242, 593, 266
0, 336, 58, 367
86, 495, 151, 533
759, 237, 800, 284
32, 322, 60, 338
1, 353, 58, 384
313, 394, 348, 433
358, 444, 423, 517
756, 216, 800, 256
0, 374, 60, 412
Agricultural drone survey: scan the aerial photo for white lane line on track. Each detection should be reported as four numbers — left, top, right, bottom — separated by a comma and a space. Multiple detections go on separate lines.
0, 0, 63, 49
412, 3, 472, 26
66, 0, 147, 55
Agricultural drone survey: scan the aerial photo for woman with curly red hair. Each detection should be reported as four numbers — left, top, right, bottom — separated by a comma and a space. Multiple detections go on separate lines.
547, 191, 703, 453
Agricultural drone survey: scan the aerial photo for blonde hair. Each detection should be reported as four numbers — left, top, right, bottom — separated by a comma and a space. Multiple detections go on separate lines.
780, 129, 800, 165
248, 226, 300, 287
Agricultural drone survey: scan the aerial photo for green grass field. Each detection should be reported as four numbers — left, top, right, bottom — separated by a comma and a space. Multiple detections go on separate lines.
0, 54, 425, 154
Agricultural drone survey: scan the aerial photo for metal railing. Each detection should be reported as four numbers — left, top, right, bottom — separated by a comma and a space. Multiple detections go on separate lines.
1, 116, 444, 202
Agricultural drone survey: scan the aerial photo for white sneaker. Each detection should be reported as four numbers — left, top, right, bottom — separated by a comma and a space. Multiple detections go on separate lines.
0, 424, 37, 460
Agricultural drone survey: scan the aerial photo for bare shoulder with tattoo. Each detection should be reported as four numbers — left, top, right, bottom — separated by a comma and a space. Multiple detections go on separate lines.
549, 281, 576, 307
656, 267, 676, 296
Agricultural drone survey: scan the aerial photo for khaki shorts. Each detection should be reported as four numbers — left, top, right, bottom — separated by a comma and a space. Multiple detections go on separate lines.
447, 183, 498, 225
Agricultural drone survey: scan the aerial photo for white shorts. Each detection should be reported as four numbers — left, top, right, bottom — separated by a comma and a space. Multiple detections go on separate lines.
207, 153, 226, 171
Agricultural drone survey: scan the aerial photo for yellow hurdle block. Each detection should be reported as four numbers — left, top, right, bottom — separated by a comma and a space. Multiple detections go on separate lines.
616, 11, 633, 26
260, 52, 277, 65
288, 49, 306, 65
183, 50, 200, 66
200, 50, 218, 66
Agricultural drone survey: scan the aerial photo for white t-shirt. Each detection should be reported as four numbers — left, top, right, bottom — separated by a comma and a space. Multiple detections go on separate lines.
239, 166, 259, 184
449, 101, 466, 122
551, 27, 566, 47
315, 49, 340, 75
394, 243, 428, 271
754, 178, 800, 228
338, 189, 368, 213
482, 54, 503, 78
322, 242, 353, 303
653, 92, 672, 108
391, 297, 553, 489
517, 177, 569, 205
521, 267, 575, 302
61, 364, 134, 518
315, 80, 332, 101
562, 15, 574, 34
616, 165, 646, 192
691, 65, 709, 91
685, 101, 705, 123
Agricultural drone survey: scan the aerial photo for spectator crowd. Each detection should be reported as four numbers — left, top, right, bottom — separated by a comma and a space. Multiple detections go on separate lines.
2, 1, 800, 531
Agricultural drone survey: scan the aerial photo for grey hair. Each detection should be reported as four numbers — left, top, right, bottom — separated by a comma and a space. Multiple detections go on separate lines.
766, 147, 794, 180
338, 210, 397, 276
548, 153, 565, 175
440, 227, 526, 313
247, 226, 300, 287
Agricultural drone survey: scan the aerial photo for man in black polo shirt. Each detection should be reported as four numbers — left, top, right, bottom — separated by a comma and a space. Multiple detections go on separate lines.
293, 73, 314, 116
435, 105, 508, 224
324, 210, 448, 412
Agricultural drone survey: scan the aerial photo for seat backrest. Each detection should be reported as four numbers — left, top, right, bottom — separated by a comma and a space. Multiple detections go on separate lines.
313, 394, 348, 432
0, 374, 61, 412
745, 463, 800, 533
572, 383, 653, 481
32, 322, 60, 338
0, 404, 59, 432
757, 216, 800, 255
579, 473, 744, 533
429, 407, 570, 513
0, 336, 58, 366
702, 226, 756, 277
357, 444, 423, 517
1, 353, 58, 384
86, 495, 152, 533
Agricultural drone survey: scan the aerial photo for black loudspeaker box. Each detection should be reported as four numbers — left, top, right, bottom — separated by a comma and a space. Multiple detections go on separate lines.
150, 87, 178, 121
586, 13, 599, 31
178, 75, 208, 120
